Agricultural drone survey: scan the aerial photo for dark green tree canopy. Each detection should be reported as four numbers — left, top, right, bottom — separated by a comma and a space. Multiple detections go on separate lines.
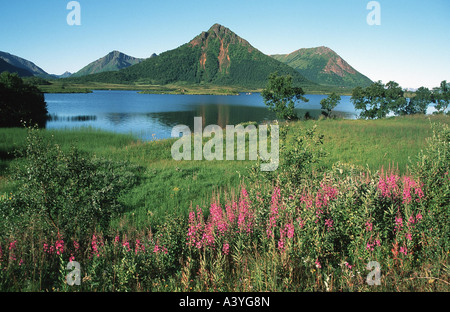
261, 72, 309, 121
0, 71, 48, 127
351, 80, 407, 119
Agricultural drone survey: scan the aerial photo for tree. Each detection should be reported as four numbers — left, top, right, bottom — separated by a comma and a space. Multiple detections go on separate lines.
385, 81, 407, 116
351, 80, 406, 119
432, 80, 450, 114
320, 92, 341, 117
0, 72, 48, 127
261, 72, 308, 121
408, 86, 432, 115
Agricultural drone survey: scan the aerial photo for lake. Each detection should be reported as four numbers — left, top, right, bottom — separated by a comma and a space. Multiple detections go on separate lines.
45, 91, 358, 140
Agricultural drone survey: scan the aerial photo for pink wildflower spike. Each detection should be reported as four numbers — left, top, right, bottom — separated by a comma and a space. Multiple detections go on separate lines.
285, 223, 295, 239
325, 218, 334, 231
416, 213, 423, 222
222, 243, 230, 255
55, 237, 64, 256
365, 220, 373, 232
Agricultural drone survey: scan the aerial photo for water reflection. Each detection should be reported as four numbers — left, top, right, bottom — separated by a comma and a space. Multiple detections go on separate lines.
45, 91, 358, 140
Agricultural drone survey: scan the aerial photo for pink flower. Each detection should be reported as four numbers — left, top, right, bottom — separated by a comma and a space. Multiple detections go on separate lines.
406, 233, 412, 241
325, 218, 334, 231
135, 239, 145, 254
277, 239, 285, 251
222, 243, 230, 255
122, 240, 131, 252
285, 223, 295, 239
9, 241, 17, 261
365, 220, 373, 232
416, 213, 423, 222
91, 234, 101, 257
153, 244, 168, 254
394, 216, 403, 232
55, 238, 64, 256
315, 259, 322, 269
399, 246, 408, 255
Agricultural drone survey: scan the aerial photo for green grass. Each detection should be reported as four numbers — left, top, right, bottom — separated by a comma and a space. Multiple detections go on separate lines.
1, 114, 448, 229
301, 114, 450, 172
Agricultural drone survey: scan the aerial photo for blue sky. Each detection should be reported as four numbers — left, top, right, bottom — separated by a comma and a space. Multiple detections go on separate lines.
0, 0, 448, 89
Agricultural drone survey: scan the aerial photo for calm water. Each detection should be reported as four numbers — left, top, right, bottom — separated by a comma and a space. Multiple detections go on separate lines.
45, 90, 358, 140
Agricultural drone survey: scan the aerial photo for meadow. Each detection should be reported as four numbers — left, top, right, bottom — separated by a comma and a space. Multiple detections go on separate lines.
0, 114, 448, 292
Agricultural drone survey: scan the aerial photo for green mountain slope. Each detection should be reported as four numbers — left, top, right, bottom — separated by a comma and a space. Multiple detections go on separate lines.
70, 24, 315, 89
0, 51, 52, 79
271, 46, 373, 88
0, 58, 34, 77
71, 51, 146, 77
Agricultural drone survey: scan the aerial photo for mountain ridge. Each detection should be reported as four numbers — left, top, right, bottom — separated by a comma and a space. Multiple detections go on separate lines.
70, 50, 146, 77
271, 46, 373, 88
0, 51, 53, 79
69, 24, 315, 89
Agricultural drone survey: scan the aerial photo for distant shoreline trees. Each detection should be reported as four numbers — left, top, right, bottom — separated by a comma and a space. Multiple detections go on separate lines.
0, 72, 48, 127
351, 80, 449, 119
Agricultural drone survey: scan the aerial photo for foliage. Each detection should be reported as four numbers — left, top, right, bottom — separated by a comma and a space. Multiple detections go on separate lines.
0, 127, 142, 240
406, 86, 432, 115
320, 92, 341, 117
0, 72, 48, 127
0, 116, 449, 292
408, 122, 449, 251
432, 80, 450, 114
351, 80, 407, 119
261, 72, 309, 120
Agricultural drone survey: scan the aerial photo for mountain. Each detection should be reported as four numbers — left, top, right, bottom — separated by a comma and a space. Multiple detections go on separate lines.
271, 46, 373, 88
70, 24, 314, 89
71, 51, 146, 77
0, 58, 34, 77
0, 51, 52, 79
53, 71, 72, 78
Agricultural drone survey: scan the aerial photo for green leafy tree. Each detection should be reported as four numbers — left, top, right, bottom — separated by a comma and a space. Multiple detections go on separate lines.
320, 92, 341, 117
407, 86, 432, 115
432, 80, 450, 114
351, 80, 406, 119
0, 72, 48, 127
261, 72, 309, 121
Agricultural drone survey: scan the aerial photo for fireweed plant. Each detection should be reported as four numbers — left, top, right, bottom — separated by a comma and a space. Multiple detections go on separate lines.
0, 122, 448, 291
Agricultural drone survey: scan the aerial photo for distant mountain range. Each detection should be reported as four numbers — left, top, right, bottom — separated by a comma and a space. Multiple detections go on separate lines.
271, 47, 373, 88
0, 24, 374, 89
0, 51, 53, 79
70, 50, 148, 77
0, 58, 34, 77
69, 24, 315, 89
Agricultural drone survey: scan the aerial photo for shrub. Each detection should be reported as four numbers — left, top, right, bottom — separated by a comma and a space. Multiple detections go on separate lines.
0, 126, 142, 241
0, 72, 48, 127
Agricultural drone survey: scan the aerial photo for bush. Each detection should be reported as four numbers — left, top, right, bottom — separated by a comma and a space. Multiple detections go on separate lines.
0, 72, 48, 127
0, 127, 142, 240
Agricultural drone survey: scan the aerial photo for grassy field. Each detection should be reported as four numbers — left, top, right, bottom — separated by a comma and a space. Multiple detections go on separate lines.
1, 114, 448, 227
0, 114, 449, 292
